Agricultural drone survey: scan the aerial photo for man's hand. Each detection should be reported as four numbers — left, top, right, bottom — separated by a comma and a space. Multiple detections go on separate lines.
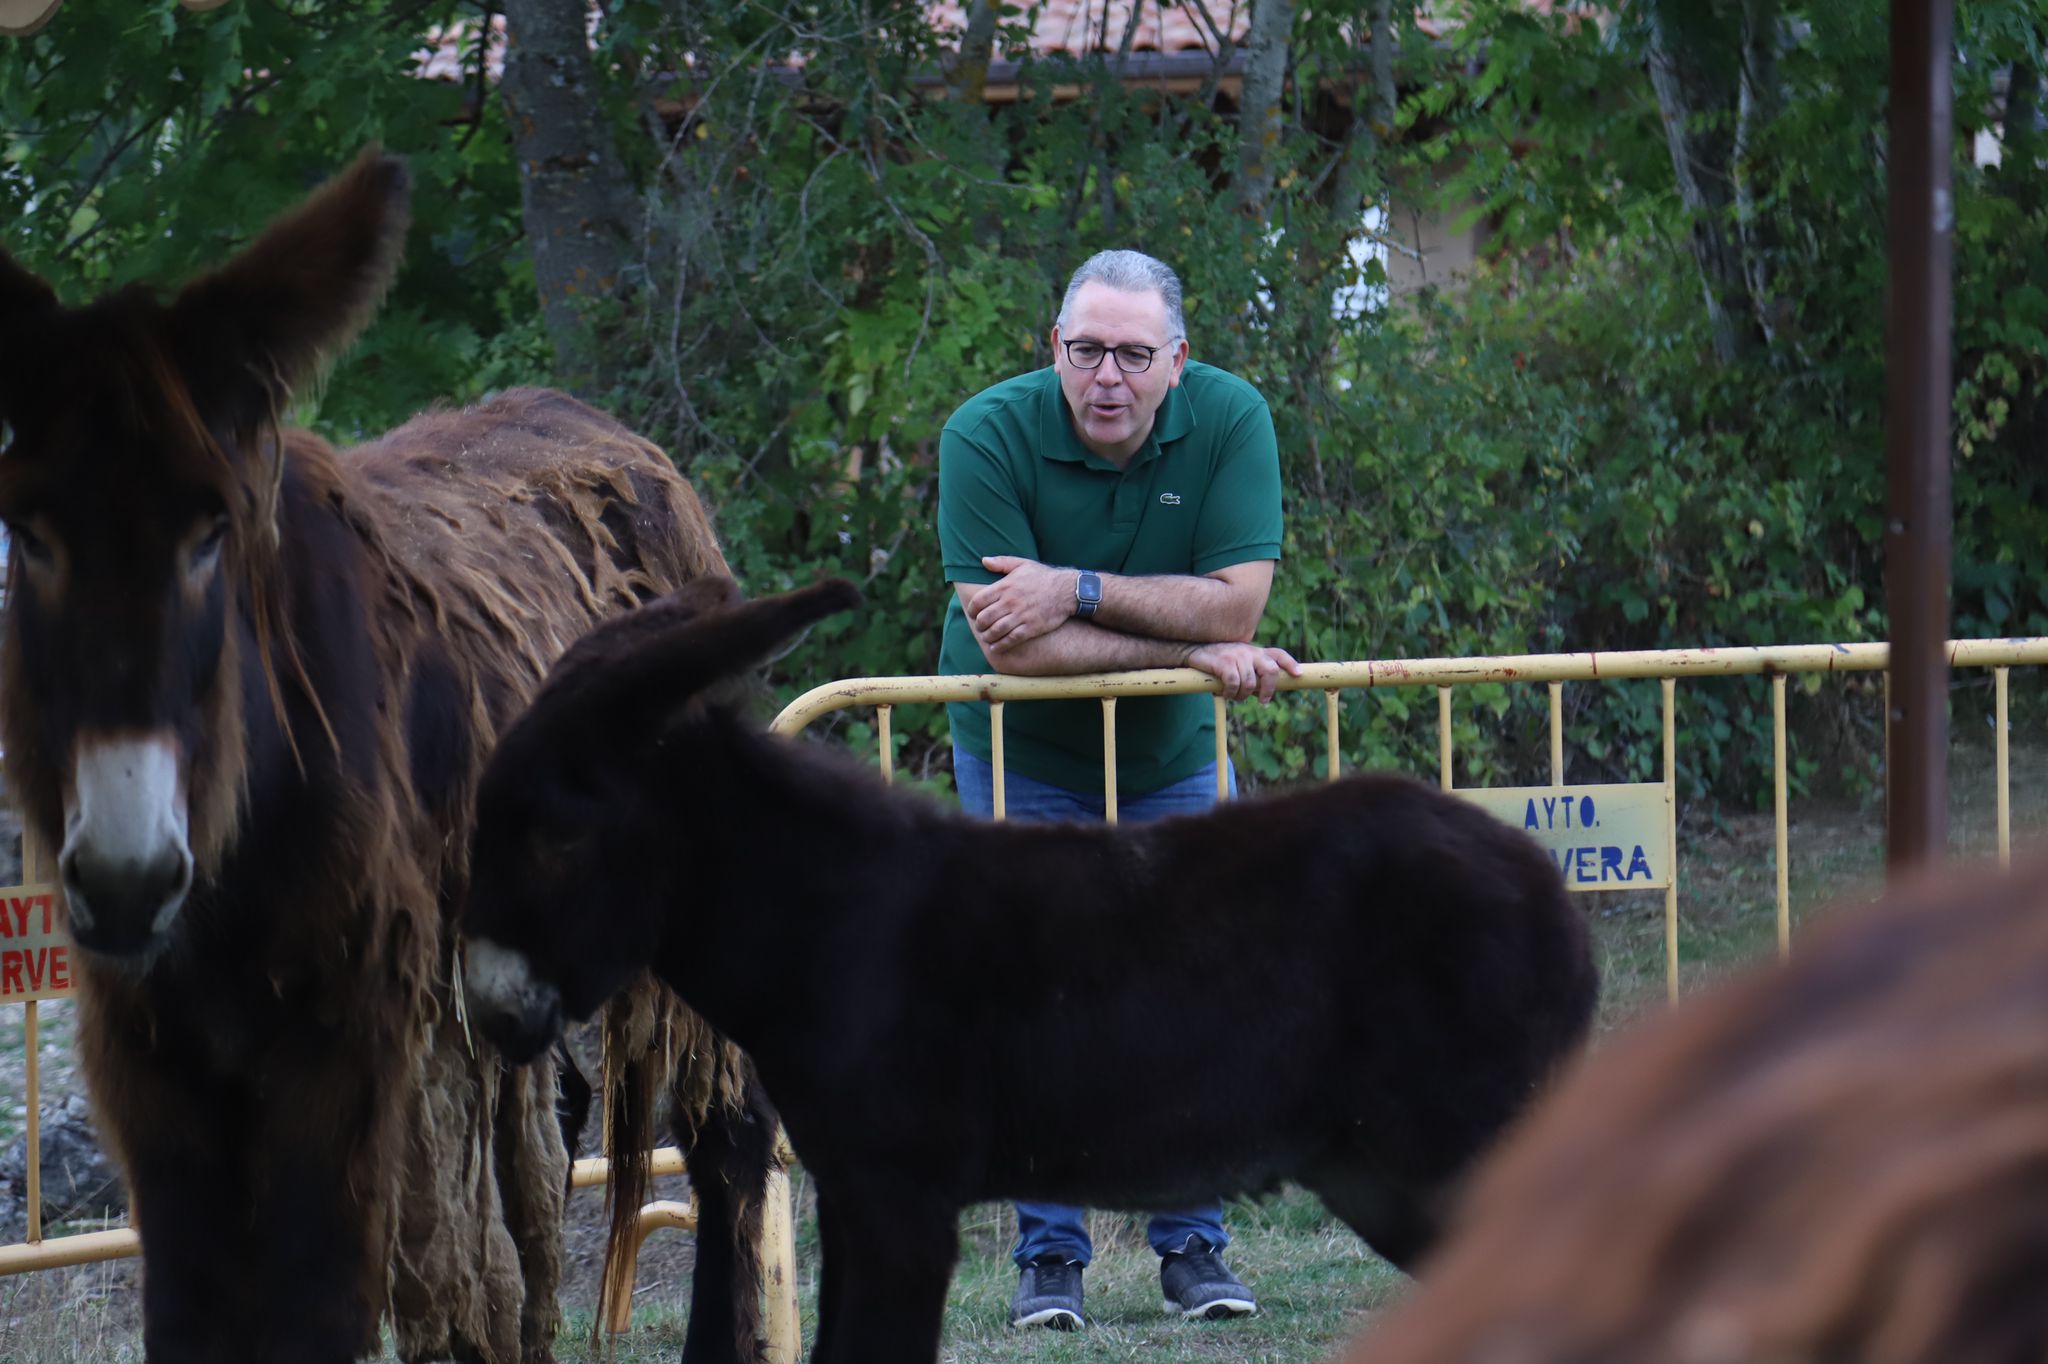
1185, 642, 1303, 703
968, 555, 1078, 652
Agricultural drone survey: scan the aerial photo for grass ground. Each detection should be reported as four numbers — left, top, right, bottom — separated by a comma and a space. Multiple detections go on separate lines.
0, 740, 2040, 1363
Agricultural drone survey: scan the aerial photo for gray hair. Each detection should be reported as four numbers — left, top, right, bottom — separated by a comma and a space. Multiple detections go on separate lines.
1057, 250, 1187, 343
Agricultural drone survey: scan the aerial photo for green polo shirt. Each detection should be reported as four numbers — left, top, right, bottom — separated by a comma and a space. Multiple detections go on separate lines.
938, 360, 1283, 796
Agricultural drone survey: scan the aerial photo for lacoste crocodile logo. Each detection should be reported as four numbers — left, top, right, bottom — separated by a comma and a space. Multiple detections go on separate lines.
1159, 492, 1183, 505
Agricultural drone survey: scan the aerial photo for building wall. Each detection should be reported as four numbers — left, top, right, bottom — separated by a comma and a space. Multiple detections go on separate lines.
1384, 167, 1486, 296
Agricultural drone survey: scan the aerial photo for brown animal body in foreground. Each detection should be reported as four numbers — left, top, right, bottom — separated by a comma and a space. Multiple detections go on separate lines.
0, 154, 765, 1362
460, 578, 1600, 1364
1343, 858, 2048, 1364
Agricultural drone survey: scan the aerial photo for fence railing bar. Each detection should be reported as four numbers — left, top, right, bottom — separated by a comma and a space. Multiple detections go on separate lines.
24, 997, 37, 1243
877, 704, 893, 786
1548, 682, 1564, 787
1883, 669, 1892, 830
1325, 690, 1341, 785
0, 1228, 137, 1274
772, 640, 2048, 737
1437, 687, 1453, 791
1663, 678, 1679, 1006
1102, 698, 1119, 825
1216, 695, 1231, 800
990, 700, 1008, 821
1774, 676, 1791, 959
605, 1202, 698, 1335
1996, 666, 2010, 866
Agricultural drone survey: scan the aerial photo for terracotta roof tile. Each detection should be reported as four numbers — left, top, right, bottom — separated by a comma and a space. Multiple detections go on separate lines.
926, 1, 1248, 57
413, 3, 1561, 86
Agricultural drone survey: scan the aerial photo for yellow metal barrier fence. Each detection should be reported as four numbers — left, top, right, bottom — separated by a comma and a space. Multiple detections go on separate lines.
774, 637, 2048, 1006
2, 635, 2039, 1357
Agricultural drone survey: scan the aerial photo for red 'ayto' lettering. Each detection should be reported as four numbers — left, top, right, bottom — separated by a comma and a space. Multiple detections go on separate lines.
1, 895, 60, 941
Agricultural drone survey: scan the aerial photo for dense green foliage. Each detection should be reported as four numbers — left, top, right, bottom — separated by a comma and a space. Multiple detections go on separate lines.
3, 0, 2042, 804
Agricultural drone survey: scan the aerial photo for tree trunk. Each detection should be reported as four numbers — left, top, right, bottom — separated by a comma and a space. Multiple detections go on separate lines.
500, 0, 638, 390
1370, 0, 1394, 131
1734, 0, 1782, 345
1645, 1, 1756, 366
943, 0, 999, 105
1236, 0, 1296, 217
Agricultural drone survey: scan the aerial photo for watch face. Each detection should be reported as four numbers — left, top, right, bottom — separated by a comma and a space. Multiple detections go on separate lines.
1078, 572, 1102, 604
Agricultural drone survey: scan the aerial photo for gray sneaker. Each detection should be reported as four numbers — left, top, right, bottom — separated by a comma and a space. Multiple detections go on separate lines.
1160, 1240, 1257, 1320
1010, 1255, 1084, 1329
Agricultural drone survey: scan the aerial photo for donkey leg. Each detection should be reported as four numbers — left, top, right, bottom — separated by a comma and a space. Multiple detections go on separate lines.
493, 1052, 570, 1362
129, 1148, 246, 1364
552, 1039, 593, 1182
676, 1068, 779, 1364
242, 1150, 385, 1363
806, 1188, 853, 1364
808, 1187, 958, 1364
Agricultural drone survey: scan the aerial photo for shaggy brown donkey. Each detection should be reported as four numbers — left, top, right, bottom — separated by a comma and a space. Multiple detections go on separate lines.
0, 153, 768, 1363
460, 578, 1599, 1364
1340, 858, 2048, 1364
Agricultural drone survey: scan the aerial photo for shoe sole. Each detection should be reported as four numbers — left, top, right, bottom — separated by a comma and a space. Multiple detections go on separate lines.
1011, 1307, 1083, 1330
1164, 1296, 1257, 1320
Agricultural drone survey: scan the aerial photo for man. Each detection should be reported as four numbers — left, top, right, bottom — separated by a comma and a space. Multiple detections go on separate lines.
936, 249, 1300, 1330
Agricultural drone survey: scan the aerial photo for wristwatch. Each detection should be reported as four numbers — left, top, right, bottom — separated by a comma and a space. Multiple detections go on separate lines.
1074, 570, 1103, 620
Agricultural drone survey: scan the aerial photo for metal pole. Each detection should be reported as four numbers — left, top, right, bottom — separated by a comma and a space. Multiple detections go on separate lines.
1883, 0, 1954, 873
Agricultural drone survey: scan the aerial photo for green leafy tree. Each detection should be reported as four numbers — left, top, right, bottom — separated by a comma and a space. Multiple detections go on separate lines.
6, 0, 2042, 805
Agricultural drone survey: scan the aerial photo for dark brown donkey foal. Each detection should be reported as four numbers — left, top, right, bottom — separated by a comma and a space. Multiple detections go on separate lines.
461, 578, 1599, 1364
0, 153, 770, 1362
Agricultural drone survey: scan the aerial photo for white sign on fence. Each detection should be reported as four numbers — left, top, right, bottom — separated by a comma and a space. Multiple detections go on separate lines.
1458, 783, 1673, 892
0, 828, 73, 1003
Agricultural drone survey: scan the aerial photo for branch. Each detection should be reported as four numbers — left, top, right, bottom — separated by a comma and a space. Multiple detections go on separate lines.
1733, 0, 1781, 347
1998, 58, 2042, 209
1644, 0, 1754, 366
1184, 0, 1239, 107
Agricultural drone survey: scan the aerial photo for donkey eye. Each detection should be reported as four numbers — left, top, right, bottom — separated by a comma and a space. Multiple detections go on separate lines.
189, 516, 228, 574
0, 420, 14, 454
11, 523, 50, 567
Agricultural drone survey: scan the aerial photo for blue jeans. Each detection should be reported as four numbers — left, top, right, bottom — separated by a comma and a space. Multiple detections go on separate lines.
952, 747, 1236, 1267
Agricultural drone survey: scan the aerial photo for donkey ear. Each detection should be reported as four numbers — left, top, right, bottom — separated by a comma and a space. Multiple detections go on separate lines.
171, 148, 411, 429
508, 578, 857, 765
608, 577, 863, 720
0, 250, 57, 322
0, 251, 58, 423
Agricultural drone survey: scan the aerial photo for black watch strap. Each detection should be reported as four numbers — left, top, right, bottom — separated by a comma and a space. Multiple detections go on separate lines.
1075, 569, 1103, 620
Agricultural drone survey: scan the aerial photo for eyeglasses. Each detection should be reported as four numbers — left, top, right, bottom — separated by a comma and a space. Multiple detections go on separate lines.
1061, 340, 1161, 374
